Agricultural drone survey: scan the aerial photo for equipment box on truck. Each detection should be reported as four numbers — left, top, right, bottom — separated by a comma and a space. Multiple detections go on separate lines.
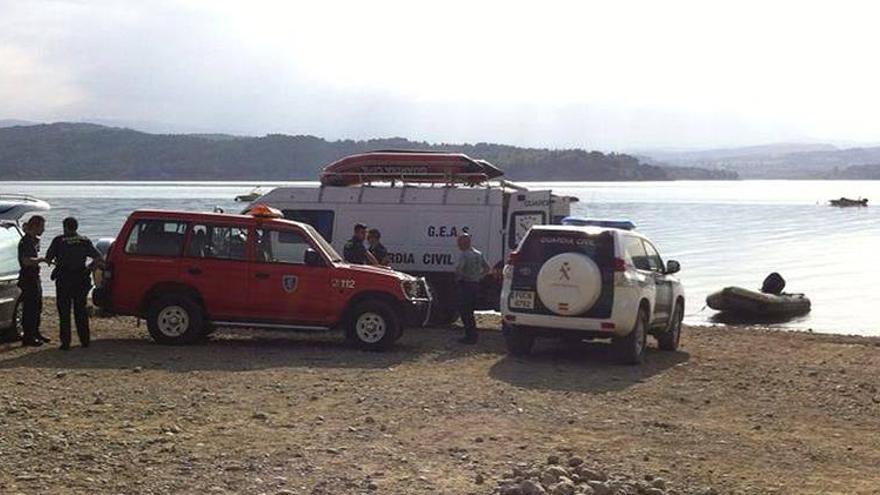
247, 151, 578, 322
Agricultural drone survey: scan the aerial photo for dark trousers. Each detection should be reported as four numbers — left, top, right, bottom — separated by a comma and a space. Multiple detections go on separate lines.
20, 283, 42, 343
457, 281, 479, 341
56, 281, 90, 347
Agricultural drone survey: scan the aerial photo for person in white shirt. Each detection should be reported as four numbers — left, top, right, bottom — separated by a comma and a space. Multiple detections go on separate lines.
454, 234, 489, 344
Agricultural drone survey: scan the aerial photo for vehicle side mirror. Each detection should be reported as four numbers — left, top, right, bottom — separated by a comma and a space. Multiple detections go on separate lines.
666, 260, 680, 274
304, 248, 323, 267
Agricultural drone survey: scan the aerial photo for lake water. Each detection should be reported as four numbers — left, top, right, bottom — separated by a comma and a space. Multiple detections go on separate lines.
2, 180, 877, 335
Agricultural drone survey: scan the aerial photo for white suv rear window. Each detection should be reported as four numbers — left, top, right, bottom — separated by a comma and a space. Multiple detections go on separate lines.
519, 230, 612, 265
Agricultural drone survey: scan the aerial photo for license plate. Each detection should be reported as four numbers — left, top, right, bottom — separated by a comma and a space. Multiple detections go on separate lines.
510, 290, 535, 309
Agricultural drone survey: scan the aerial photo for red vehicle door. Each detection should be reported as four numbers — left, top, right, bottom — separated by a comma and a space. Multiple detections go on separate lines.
247, 225, 333, 325
111, 218, 188, 313
179, 222, 251, 320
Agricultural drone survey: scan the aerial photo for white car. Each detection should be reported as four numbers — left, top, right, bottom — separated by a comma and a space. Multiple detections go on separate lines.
0, 195, 51, 341
500, 223, 684, 364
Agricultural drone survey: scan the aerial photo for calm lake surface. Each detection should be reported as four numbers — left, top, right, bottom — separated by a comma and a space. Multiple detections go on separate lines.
2, 180, 877, 335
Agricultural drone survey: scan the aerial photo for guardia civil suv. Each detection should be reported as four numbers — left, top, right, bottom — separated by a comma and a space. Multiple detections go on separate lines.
500, 222, 684, 364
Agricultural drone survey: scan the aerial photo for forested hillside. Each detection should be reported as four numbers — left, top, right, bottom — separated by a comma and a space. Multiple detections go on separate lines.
0, 122, 731, 181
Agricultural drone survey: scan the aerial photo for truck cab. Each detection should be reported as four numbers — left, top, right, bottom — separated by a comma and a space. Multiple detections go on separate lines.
94, 206, 431, 350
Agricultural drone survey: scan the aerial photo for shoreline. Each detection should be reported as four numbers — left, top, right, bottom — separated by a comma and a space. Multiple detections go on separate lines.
686, 321, 880, 342
2, 310, 880, 493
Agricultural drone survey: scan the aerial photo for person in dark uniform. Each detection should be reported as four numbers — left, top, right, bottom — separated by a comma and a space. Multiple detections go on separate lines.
45, 217, 103, 350
367, 228, 389, 266
17, 215, 49, 347
343, 223, 378, 265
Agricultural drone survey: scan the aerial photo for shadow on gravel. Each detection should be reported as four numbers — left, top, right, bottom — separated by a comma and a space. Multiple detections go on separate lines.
488, 339, 690, 394
0, 331, 438, 372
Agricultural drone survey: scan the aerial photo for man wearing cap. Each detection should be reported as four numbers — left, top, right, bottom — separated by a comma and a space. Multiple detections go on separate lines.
343, 223, 378, 265
45, 217, 103, 350
454, 233, 490, 344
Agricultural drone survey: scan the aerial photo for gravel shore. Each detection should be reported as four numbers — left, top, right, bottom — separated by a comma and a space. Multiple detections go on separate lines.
1, 309, 879, 494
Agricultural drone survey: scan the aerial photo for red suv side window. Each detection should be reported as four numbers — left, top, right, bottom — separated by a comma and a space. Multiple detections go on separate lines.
186, 224, 249, 261
255, 228, 312, 264
124, 220, 187, 257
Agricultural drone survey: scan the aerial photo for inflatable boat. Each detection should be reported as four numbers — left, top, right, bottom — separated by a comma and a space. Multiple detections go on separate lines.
319, 151, 504, 186
706, 286, 811, 318
829, 197, 868, 207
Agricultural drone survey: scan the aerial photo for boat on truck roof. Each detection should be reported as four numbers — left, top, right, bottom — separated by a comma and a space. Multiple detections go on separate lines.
319, 150, 504, 187
243, 151, 579, 324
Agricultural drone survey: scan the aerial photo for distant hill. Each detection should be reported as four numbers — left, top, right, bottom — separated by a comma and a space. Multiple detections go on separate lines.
0, 122, 732, 181
642, 143, 838, 163
830, 164, 880, 179
0, 119, 37, 128
660, 165, 739, 180
640, 142, 880, 179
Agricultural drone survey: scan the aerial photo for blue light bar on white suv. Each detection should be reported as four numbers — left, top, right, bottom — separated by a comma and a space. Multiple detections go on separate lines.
561, 217, 636, 230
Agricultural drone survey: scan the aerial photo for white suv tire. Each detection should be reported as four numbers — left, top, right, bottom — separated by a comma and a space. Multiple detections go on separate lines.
613, 307, 648, 365
536, 252, 601, 316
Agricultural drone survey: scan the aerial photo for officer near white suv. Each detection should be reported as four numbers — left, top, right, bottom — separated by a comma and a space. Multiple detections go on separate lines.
17, 215, 50, 347
454, 234, 489, 344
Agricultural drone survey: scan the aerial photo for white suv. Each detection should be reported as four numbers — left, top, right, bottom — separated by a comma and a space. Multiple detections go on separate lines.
500, 224, 684, 364
0, 195, 51, 342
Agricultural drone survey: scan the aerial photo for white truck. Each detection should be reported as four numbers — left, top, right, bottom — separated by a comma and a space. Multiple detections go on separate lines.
247, 151, 578, 322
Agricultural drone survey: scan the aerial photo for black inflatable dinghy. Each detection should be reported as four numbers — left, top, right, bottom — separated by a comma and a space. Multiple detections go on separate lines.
706, 286, 811, 318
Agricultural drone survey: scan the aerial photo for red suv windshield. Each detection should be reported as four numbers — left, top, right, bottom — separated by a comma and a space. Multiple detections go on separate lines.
302, 223, 342, 262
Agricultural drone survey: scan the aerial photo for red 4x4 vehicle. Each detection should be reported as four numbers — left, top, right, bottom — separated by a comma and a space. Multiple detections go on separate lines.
93, 208, 431, 349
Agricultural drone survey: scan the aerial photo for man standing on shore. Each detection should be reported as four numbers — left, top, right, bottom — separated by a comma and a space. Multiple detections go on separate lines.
454, 233, 489, 344
17, 215, 50, 347
343, 223, 378, 265
45, 217, 103, 350
367, 228, 389, 266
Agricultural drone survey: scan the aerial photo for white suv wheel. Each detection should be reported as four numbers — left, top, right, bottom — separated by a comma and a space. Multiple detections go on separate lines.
355, 312, 387, 343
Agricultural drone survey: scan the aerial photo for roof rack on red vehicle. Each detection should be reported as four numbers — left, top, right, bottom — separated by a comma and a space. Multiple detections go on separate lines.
319, 151, 504, 187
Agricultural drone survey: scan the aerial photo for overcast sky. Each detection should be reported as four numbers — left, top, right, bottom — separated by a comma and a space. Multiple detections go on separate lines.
2, 0, 879, 150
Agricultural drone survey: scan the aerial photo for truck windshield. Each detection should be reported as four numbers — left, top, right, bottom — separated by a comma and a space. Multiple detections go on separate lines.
303, 224, 342, 262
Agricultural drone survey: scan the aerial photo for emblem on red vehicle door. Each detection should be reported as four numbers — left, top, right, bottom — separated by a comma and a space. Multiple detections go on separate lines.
282, 275, 298, 293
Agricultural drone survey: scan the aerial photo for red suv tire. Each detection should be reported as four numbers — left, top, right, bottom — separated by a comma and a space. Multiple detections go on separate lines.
345, 300, 401, 351
146, 294, 204, 345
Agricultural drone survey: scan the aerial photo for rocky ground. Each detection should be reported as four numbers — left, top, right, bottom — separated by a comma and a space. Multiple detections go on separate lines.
1, 309, 880, 494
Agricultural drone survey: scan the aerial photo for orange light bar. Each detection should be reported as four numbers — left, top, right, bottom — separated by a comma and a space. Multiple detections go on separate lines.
249, 204, 283, 218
